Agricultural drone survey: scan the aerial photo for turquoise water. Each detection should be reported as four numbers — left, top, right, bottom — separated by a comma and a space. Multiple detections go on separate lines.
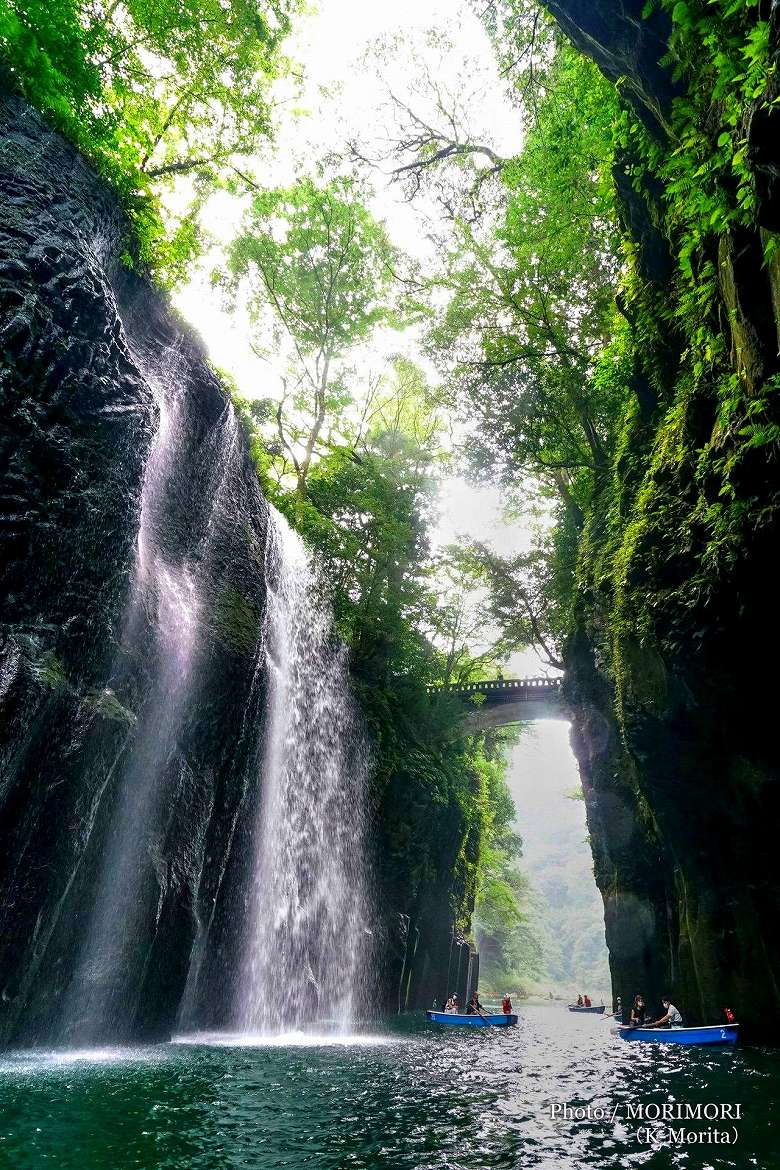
0, 1006, 777, 1169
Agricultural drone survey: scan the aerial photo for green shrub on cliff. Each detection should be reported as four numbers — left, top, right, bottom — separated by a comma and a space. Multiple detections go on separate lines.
400, 0, 780, 707
0, 0, 299, 276
572, 0, 780, 702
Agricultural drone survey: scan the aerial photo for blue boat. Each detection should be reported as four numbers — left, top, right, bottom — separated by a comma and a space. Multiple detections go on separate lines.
614, 1024, 739, 1046
426, 1011, 518, 1028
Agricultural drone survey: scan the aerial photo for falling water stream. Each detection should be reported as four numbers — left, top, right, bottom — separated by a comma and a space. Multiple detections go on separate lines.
7, 353, 780, 1170
61, 351, 198, 1042
61, 348, 248, 1043
58, 347, 373, 1042
237, 507, 373, 1034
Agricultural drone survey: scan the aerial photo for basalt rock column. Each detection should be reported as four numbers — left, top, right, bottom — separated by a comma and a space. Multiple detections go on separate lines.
0, 95, 270, 1044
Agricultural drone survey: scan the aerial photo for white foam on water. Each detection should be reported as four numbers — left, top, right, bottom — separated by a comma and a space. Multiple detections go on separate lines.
171, 1030, 394, 1049
0, 1046, 158, 1075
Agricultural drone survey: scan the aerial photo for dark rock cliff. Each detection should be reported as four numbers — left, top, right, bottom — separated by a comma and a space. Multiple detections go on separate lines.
549, 0, 780, 1039
0, 94, 467, 1042
0, 93, 273, 1043
545, 0, 680, 134
375, 758, 480, 1013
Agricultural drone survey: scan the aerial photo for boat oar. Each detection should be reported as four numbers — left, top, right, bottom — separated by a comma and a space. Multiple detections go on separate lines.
477, 1001, 506, 1029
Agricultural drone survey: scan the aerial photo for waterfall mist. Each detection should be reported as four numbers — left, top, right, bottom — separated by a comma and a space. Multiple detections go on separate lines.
58, 374, 374, 1042
0, 106, 381, 1048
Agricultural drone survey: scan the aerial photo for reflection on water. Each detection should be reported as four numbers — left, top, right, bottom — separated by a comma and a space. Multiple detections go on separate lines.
1, 1005, 778, 1169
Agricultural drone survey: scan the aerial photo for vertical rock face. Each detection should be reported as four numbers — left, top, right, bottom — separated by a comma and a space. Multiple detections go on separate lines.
376, 770, 480, 1012
0, 96, 469, 1042
550, 1, 780, 1039
0, 95, 271, 1044
544, 0, 680, 134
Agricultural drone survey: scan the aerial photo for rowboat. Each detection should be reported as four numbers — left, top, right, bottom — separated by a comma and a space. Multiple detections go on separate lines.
426, 1011, 518, 1027
614, 1024, 739, 1046
567, 1004, 605, 1014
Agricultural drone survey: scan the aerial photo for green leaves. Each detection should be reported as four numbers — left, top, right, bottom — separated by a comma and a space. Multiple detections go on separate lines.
1, 0, 300, 275
474, 749, 545, 991
671, 1, 693, 28
229, 178, 398, 359
226, 177, 404, 495
429, 44, 623, 497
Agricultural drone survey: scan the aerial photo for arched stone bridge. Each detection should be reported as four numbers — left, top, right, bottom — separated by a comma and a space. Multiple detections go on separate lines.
427, 676, 566, 731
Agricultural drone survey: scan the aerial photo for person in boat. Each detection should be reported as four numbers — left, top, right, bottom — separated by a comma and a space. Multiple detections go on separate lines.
444, 996, 455, 1013
606, 996, 622, 1021
648, 997, 683, 1028
576, 994, 584, 1006
502, 994, 513, 1014
466, 993, 485, 1015
583, 994, 592, 1008
723, 1006, 735, 1024
629, 995, 647, 1026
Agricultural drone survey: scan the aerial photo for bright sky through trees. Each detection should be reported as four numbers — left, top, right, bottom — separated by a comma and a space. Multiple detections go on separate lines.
174, 0, 532, 572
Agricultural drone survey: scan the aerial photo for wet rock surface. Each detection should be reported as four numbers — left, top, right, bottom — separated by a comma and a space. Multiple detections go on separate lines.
544, 0, 680, 134
0, 95, 271, 1044
0, 95, 464, 1043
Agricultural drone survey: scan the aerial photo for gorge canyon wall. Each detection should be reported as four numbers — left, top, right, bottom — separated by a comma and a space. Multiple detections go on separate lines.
550, 0, 780, 1040
0, 94, 467, 1043
0, 91, 275, 1042
6, 0, 780, 1047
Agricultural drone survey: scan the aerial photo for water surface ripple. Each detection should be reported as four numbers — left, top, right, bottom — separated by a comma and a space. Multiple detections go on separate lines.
1, 1006, 777, 1169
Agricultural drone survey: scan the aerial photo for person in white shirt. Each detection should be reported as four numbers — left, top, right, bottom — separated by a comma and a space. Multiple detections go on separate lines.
649, 997, 683, 1027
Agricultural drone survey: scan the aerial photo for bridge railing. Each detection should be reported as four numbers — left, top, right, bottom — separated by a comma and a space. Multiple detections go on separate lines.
426, 676, 563, 696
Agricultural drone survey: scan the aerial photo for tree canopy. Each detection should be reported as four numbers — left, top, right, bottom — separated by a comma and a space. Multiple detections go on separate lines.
226, 177, 400, 494
428, 44, 625, 507
0, 0, 299, 273
3, 0, 655, 999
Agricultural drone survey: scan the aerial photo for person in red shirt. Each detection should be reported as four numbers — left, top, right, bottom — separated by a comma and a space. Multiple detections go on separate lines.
583, 994, 592, 1007
502, 994, 512, 1014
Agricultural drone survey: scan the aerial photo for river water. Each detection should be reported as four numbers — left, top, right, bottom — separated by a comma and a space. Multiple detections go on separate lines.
1, 1006, 777, 1169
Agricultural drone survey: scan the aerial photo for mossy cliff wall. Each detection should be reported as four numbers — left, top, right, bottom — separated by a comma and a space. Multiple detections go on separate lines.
372, 743, 481, 1011
551, 0, 780, 1039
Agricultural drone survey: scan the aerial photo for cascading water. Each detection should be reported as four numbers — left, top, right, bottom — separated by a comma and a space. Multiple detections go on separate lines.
237, 507, 373, 1035
57, 355, 372, 1043
60, 346, 248, 1043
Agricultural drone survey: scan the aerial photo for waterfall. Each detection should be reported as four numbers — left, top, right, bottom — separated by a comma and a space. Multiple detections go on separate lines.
48, 341, 373, 1043
60, 347, 247, 1043
237, 507, 373, 1035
